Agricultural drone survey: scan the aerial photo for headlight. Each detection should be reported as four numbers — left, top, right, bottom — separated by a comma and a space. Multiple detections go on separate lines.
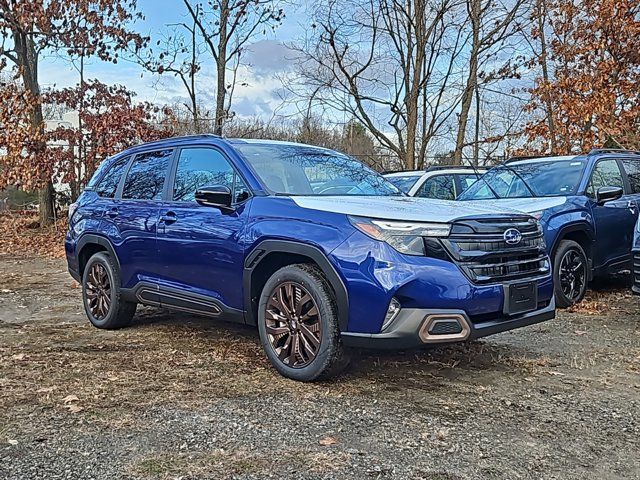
348, 216, 451, 256
530, 210, 544, 220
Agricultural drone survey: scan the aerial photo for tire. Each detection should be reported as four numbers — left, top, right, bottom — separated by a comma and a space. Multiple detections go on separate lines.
553, 240, 589, 308
257, 264, 350, 381
82, 252, 136, 329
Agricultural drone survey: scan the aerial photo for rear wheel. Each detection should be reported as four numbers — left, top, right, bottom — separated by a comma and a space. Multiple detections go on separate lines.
82, 252, 136, 329
553, 240, 588, 308
257, 264, 349, 381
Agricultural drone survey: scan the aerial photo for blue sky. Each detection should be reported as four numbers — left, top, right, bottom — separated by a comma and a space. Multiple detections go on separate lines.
39, 0, 310, 117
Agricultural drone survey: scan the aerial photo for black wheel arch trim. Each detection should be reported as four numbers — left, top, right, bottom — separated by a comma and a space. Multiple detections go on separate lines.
550, 222, 595, 273
243, 239, 349, 330
76, 234, 122, 277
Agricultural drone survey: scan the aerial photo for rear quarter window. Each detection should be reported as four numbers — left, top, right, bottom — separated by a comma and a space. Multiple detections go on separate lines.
94, 155, 131, 198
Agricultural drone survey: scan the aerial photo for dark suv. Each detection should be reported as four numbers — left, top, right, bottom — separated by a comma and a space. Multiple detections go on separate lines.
459, 149, 640, 307
66, 135, 555, 381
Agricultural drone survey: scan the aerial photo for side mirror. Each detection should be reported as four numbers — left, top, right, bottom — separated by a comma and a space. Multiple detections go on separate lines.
596, 186, 623, 205
195, 185, 234, 211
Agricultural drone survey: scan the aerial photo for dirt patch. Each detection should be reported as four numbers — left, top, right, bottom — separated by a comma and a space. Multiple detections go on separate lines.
1, 255, 639, 479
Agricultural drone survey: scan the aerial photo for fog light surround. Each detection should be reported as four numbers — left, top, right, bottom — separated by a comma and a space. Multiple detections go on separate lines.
381, 297, 401, 331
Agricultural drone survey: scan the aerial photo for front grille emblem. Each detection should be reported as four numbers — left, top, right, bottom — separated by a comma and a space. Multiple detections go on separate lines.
503, 228, 522, 245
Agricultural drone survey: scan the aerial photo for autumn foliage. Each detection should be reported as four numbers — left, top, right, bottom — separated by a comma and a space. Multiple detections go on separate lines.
525, 0, 640, 153
45, 81, 173, 198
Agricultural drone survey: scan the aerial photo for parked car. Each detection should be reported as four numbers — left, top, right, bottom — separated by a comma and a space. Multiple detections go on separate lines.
384, 166, 486, 199
458, 149, 640, 308
66, 135, 555, 381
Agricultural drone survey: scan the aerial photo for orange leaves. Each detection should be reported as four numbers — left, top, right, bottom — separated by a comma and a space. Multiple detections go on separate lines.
525, 0, 640, 152
0, 213, 67, 259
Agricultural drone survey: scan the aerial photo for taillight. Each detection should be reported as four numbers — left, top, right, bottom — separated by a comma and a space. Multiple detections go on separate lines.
68, 202, 78, 222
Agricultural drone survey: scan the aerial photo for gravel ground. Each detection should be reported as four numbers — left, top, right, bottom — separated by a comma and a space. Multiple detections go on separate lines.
1, 255, 639, 479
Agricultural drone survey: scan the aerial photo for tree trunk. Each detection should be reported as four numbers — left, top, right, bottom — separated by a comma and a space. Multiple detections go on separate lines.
13, 30, 54, 226
213, 0, 229, 136
38, 181, 55, 226
454, 0, 480, 165
473, 84, 480, 165
535, 0, 556, 153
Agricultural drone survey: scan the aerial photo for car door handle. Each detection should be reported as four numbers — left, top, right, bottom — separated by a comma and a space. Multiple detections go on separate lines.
105, 207, 119, 218
159, 212, 177, 224
628, 201, 637, 212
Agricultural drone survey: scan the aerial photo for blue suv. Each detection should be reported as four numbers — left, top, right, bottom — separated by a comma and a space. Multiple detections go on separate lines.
66, 135, 555, 381
459, 149, 640, 307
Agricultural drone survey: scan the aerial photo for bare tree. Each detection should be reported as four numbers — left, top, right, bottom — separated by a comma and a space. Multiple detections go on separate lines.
532, 0, 556, 152
182, 0, 284, 135
292, 0, 467, 170
142, 10, 203, 133
452, 0, 527, 164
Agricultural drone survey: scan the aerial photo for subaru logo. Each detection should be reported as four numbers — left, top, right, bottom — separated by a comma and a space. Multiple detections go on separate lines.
503, 228, 522, 245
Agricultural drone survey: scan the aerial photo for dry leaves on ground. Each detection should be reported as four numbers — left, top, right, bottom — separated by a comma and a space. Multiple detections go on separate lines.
0, 212, 67, 259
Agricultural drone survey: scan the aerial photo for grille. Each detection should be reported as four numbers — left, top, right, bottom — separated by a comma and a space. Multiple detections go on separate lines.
429, 320, 464, 335
633, 252, 640, 291
441, 216, 550, 284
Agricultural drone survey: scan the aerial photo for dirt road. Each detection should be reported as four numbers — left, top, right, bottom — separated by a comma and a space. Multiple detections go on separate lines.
1, 255, 639, 479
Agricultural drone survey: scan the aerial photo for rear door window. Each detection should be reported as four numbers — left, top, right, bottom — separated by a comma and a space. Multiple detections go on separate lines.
122, 149, 173, 200
416, 175, 455, 200
95, 156, 130, 198
621, 159, 640, 194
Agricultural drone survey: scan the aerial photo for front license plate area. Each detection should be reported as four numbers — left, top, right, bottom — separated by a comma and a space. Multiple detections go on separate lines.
504, 281, 538, 315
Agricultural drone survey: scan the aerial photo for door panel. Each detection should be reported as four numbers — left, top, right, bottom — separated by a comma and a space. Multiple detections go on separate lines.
104, 149, 173, 288
156, 147, 251, 312
103, 200, 161, 288
156, 202, 250, 310
588, 159, 636, 269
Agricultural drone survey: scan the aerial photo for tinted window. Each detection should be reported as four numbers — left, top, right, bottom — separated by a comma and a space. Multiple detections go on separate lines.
95, 156, 130, 198
587, 159, 624, 197
459, 159, 587, 199
234, 143, 401, 196
385, 175, 422, 193
416, 175, 455, 200
622, 159, 640, 194
173, 148, 249, 203
122, 150, 173, 200
457, 173, 481, 192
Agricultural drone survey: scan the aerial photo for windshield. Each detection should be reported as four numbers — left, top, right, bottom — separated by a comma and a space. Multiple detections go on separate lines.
459, 159, 587, 199
235, 143, 402, 196
384, 175, 422, 193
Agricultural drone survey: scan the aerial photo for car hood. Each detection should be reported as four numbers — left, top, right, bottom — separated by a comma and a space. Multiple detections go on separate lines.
290, 196, 528, 223
463, 197, 567, 214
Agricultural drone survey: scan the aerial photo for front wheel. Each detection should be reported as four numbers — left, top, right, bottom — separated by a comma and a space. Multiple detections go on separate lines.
553, 240, 589, 308
257, 264, 350, 381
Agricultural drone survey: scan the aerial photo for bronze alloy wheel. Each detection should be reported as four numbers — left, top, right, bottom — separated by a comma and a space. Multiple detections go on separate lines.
85, 262, 112, 320
265, 281, 322, 368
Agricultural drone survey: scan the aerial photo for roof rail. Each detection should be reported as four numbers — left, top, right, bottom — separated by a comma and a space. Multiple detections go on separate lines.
504, 154, 561, 164
381, 169, 425, 175
588, 148, 640, 156
425, 165, 484, 171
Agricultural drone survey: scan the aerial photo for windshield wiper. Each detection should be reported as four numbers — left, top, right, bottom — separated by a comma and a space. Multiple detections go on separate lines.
466, 161, 502, 199
499, 164, 538, 198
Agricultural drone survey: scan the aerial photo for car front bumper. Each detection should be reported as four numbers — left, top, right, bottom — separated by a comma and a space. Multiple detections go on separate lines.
341, 296, 555, 349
